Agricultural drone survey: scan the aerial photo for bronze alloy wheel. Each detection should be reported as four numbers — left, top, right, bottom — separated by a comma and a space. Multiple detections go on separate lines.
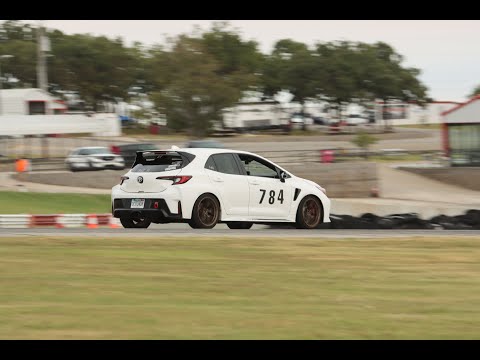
296, 195, 322, 229
302, 198, 321, 228
197, 197, 219, 227
189, 194, 220, 229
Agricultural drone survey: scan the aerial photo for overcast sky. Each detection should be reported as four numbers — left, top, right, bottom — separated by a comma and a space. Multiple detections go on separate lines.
17, 20, 480, 102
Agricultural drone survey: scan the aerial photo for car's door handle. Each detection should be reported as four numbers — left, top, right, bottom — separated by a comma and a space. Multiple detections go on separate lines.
249, 180, 260, 185
213, 176, 224, 182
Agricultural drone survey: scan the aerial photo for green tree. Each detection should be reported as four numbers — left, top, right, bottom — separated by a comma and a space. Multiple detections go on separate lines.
468, 84, 480, 98
150, 35, 242, 138
262, 39, 322, 122
350, 131, 378, 159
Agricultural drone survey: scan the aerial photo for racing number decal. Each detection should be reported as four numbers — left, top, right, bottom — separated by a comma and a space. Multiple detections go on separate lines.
259, 189, 284, 204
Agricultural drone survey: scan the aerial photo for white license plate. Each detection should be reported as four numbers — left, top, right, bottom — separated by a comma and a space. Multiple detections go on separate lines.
131, 199, 145, 209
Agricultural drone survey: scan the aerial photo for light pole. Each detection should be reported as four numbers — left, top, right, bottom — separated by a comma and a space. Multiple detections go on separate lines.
0, 54, 14, 116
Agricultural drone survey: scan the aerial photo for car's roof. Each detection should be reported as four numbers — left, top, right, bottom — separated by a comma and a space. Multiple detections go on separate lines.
136, 147, 292, 174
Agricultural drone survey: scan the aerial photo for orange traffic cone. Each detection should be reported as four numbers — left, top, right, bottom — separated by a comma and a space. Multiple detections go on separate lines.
86, 214, 98, 229
109, 215, 121, 228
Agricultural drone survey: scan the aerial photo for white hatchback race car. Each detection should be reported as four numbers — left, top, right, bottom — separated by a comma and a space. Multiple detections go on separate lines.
111, 147, 331, 229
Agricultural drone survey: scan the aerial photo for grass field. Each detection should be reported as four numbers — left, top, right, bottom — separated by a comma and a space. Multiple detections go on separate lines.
397, 124, 441, 130
1, 236, 480, 339
0, 191, 110, 214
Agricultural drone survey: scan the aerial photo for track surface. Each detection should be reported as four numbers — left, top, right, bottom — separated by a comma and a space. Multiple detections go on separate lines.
1, 223, 479, 238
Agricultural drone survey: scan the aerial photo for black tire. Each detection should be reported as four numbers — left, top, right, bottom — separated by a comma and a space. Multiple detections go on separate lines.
68, 164, 77, 172
120, 216, 151, 229
295, 195, 323, 229
226, 222, 253, 230
188, 193, 220, 229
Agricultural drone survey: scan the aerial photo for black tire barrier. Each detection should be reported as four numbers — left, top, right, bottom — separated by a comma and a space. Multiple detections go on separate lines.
268, 209, 480, 230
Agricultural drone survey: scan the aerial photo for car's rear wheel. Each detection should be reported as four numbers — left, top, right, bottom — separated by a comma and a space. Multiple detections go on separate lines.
296, 195, 322, 229
120, 216, 151, 228
226, 222, 253, 230
188, 194, 220, 229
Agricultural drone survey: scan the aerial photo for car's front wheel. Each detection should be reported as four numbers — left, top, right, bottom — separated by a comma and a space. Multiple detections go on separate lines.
226, 222, 253, 230
296, 195, 323, 229
120, 216, 151, 228
188, 193, 220, 229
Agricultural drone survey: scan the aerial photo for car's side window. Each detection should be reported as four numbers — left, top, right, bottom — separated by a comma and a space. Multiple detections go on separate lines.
204, 156, 217, 171
211, 154, 241, 175
78, 149, 89, 155
238, 154, 279, 179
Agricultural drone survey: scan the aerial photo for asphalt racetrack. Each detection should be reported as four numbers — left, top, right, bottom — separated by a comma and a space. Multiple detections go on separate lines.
1, 224, 479, 238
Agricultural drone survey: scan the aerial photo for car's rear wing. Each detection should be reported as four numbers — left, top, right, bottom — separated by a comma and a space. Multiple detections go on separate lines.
132, 150, 196, 168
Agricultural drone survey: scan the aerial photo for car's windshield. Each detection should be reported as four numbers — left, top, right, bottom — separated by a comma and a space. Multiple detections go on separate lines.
133, 143, 156, 151
189, 140, 223, 148
79, 148, 110, 155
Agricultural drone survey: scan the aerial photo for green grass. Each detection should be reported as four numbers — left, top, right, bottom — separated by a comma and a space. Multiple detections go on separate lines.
1, 236, 480, 339
397, 124, 441, 130
0, 191, 110, 214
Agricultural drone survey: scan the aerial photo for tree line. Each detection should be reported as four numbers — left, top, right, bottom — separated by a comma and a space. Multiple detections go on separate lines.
0, 20, 434, 136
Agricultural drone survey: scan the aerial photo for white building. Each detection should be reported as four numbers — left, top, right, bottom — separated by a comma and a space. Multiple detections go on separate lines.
0, 88, 67, 115
0, 88, 121, 137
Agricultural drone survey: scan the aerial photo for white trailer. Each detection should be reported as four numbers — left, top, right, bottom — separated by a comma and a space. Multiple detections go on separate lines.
222, 100, 291, 132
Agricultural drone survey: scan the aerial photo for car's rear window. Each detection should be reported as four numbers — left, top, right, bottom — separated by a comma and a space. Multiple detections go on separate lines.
131, 153, 185, 173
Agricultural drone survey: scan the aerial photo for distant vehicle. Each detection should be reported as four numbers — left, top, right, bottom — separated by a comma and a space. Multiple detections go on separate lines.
345, 114, 368, 125
110, 143, 159, 168
312, 116, 327, 125
290, 112, 314, 130
185, 139, 224, 149
65, 147, 125, 172
111, 148, 331, 229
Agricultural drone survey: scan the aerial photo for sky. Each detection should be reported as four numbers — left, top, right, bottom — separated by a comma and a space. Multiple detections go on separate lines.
17, 20, 480, 103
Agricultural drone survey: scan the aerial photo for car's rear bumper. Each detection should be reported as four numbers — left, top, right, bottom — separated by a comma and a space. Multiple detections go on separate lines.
113, 198, 183, 221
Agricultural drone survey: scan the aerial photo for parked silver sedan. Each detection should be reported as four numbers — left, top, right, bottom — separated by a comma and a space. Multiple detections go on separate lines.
65, 146, 125, 172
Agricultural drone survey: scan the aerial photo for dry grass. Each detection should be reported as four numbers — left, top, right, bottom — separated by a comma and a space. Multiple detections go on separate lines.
1, 236, 480, 339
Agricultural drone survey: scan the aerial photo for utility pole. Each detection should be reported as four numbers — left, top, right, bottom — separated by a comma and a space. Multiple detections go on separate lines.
36, 22, 49, 92
36, 21, 50, 159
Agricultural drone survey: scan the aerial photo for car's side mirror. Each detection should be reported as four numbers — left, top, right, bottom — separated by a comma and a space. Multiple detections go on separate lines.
280, 171, 287, 183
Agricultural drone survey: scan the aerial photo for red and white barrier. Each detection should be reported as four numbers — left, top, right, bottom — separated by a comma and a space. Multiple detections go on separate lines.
0, 214, 122, 229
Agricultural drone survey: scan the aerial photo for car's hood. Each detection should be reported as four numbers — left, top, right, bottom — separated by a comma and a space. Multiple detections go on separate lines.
300, 177, 326, 194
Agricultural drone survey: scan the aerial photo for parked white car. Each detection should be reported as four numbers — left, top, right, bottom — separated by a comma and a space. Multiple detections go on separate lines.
111, 147, 331, 229
290, 113, 314, 130
65, 146, 125, 172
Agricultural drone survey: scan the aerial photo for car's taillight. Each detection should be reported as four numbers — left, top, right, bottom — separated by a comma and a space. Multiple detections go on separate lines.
111, 146, 120, 155
120, 176, 129, 185
156, 176, 192, 185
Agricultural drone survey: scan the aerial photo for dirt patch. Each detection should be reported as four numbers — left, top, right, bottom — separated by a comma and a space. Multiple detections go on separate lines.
398, 167, 480, 191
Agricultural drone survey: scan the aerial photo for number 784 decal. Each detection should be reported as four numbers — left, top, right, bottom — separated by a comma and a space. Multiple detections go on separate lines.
259, 189, 284, 204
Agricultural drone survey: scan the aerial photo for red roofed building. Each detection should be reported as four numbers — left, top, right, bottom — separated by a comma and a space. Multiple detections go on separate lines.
441, 95, 480, 166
